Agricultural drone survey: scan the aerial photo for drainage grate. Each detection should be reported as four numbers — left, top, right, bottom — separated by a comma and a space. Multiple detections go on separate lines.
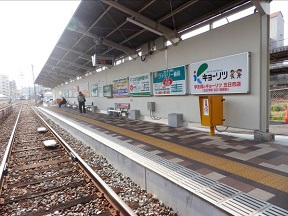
193, 175, 217, 187
197, 184, 240, 205
255, 205, 288, 216
49, 111, 288, 216
176, 168, 199, 179
182, 175, 217, 192
219, 193, 269, 216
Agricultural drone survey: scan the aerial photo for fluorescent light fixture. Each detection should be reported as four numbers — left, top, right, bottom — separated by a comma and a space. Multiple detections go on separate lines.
126, 17, 163, 36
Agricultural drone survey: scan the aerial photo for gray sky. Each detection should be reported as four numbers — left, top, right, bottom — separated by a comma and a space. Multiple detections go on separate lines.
0, 1, 80, 88
0, 0, 287, 89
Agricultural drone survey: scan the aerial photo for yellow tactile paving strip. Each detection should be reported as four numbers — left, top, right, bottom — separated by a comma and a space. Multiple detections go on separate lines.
56, 110, 288, 193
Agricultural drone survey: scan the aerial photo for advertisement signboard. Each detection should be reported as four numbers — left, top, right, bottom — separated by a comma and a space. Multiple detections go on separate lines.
113, 77, 129, 98
78, 83, 89, 97
152, 66, 186, 96
63, 90, 68, 98
68, 89, 73, 98
90, 83, 98, 97
103, 85, 113, 98
129, 73, 151, 96
73, 86, 78, 97
189, 52, 250, 94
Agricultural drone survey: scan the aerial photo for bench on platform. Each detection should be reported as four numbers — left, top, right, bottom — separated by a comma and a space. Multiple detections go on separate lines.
66, 101, 78, 109
85, 103, 93, 111
107, 103, 130, 117
66, 101, 73, 108
66, 102, 93, 111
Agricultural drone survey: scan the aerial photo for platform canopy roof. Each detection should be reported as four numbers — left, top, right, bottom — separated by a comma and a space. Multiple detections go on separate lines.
35, 0, 260, 88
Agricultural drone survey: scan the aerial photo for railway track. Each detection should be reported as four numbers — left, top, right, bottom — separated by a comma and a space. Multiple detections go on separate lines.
0, 103, 136, 215
0, 104, 18, 164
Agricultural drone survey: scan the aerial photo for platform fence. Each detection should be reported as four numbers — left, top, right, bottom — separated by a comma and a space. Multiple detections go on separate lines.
270, 87, 288, 121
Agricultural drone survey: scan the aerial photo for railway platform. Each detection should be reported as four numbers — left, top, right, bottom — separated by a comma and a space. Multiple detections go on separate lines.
40, 105, 288, 216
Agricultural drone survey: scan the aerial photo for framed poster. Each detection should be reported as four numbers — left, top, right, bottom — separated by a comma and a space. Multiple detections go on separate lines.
189, 52, 250, 94
78, 83, 89, 97
63, 90, 68, 98
90, 83, 98, 97
73, 86, 78, 97
129, 73, 151, 96
68, 89, 73, 98
152, 65, 186, 96
103, 84, 113, 98
113, 77, 129, 98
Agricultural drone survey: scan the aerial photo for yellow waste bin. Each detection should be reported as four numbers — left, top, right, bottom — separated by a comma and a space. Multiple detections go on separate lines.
199, 95, 225, 136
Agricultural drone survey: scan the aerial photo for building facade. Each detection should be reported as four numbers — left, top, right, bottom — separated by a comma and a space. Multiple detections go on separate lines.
270, 11, 284, 49
0, 75, 9, 97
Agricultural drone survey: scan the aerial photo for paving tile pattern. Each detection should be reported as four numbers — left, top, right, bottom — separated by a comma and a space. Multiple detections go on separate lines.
49, 107, 288, 210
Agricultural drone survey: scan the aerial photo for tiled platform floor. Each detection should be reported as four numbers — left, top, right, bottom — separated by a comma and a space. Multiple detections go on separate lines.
46, 106, 288, 210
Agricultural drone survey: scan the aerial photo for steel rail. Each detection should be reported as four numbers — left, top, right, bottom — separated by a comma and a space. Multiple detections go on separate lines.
32, 106, 137, 216
0, 103, 22, 194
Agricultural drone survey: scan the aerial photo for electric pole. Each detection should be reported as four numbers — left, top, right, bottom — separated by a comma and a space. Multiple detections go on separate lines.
32, 64, 36, 104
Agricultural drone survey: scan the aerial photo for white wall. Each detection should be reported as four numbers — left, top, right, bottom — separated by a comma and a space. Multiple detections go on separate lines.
54, 13, 263, 130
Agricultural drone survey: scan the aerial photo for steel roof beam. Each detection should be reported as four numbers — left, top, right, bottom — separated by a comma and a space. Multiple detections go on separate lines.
42, 68, 77, 79
39, 77, 68, 85
37, 78, 62, 86
179, 1, 253, 35
100, 0, 180, 45
97, 0, 195, 57
67, 27, 138, 59
37, 76, 67, 84
101, 38, 138, 59
45, 63, 86, 76
35, 79, 61, 88
49, 56, 93, 71
34, 77, 52, 85
41, 70, 72, 81
83, 1, 155, 58
37, 76, 63, 85
56, 45, 91, 60
36, 83, 54, 88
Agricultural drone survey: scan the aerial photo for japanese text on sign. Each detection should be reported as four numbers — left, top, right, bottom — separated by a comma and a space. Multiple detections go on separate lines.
189, 52, 249, 94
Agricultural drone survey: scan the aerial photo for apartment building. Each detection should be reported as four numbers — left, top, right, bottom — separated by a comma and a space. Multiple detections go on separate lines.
0, 74, 9, 97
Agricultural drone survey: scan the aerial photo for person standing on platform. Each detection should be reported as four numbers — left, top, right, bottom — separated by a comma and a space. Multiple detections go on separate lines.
77, 91, 86, 113
59, 97, 67, 108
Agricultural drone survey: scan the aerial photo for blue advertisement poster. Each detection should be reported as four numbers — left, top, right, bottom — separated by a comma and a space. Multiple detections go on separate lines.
152, 66, 186, 96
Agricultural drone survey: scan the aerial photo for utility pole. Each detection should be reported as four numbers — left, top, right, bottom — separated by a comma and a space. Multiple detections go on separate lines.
32, 64, 37, 105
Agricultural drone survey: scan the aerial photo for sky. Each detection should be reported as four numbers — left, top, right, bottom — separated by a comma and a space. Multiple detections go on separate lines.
0, 0, 287, 89
0, 1, 80, 88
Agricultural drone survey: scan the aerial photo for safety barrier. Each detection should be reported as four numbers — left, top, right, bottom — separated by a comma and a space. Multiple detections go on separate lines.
0, 104, 14, 123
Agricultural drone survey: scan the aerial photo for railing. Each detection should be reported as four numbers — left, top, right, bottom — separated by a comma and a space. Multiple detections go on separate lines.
0, 104, 14, 124
269, 88, 288, 121
270, 38, 288, 52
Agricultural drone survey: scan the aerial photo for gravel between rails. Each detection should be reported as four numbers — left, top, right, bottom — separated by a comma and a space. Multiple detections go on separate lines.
0, 105, 20, 162
36, 109, 178, 216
